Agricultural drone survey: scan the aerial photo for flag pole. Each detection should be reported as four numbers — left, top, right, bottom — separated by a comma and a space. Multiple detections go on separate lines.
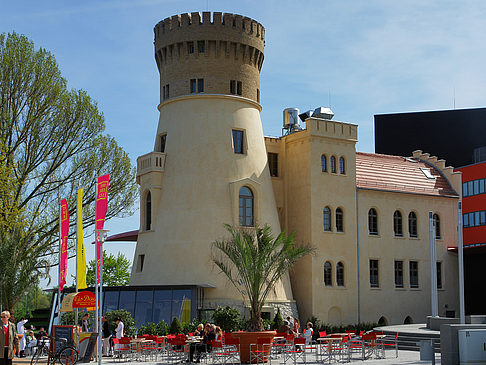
75, 190, 79, 344
58, 194, 62, 323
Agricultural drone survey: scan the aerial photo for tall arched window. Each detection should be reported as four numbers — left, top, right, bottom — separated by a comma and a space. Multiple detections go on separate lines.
368, 208, 378, 235
408, 211, 418, 237
393, 210, 403, 237
324, 261, 332, 286
323, 206, 332, 232
433, 213, 441, 239
337, 262, 344, 286
330, 156, 337, 173
336, 208, 344, 232
321, 154, 327, 172
239, 187, 254, 226
145, 191, 152, 231
339, 157, 345, 174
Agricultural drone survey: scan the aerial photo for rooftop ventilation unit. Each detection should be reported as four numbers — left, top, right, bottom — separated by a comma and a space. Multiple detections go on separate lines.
282, 108, 302, 135
299, 110, 314, 122
313, 106, 334, 120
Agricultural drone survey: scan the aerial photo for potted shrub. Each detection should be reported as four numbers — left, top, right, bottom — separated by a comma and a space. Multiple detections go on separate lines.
212, 224, 314, 362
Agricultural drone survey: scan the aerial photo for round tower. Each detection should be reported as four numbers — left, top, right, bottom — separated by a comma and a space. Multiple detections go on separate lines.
131, 12, 295, 319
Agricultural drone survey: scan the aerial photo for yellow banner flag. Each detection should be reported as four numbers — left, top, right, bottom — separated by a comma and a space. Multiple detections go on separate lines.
77, 188, 87, 289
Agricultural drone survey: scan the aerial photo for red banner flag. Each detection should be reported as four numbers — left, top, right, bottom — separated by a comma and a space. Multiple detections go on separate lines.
60, 199, 69, 291
96, 174, 109, 284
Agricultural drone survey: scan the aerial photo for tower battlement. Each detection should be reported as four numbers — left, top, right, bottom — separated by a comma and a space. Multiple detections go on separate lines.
155, 12, 265, 43
154, 12, 265, 103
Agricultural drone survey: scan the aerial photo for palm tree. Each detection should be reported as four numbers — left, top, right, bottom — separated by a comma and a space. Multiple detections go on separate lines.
212, 224, 314, 332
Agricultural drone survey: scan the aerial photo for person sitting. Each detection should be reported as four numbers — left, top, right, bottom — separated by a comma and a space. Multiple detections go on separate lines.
303, 322, 314, 345
277, 320, 294, 335
193, 324, 203, 336
189, 323, 215, 363
293, 318, 300, 335
25, 331, 36, 356
214, 326, 222, 341
36, 327, 48, 340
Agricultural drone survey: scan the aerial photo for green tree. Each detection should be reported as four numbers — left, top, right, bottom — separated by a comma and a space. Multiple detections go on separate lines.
212, 306, 240, 332
212, 224, 314, 331
272, 307, 283, 330
168, 317, 182, 334
0, 32, 137, 310
85, 251, 131, 286
105, 309, 136, 337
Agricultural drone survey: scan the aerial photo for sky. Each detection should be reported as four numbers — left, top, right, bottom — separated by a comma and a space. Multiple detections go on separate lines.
2, 0, 486, 288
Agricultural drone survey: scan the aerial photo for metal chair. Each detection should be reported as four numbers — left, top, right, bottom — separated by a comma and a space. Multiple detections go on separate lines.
282, 337, 306, 365
250, 337, 272, 365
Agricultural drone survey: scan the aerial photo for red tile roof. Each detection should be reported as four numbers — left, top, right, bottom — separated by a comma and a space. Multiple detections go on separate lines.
356, 152, 458, 197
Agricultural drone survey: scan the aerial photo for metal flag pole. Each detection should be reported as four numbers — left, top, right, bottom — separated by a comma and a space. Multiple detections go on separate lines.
458, 202, 465, 323
58, 196, 62, 322
75, 192, 79, 345
94, 182, 99, 359
429, 211, 438, 317
97, 229, 108, 365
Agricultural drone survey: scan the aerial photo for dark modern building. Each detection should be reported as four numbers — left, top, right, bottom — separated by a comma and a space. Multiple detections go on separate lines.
374, 107, 486, 315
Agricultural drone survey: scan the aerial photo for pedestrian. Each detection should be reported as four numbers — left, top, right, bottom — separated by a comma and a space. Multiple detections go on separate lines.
78, 313, 90, 332
101, 316, 111, 356
0, 311, 20, 365
114, 318, 124, 350
16, 317, 28, 358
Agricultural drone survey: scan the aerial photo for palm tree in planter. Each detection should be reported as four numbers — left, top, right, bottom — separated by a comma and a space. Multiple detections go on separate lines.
212, 224, 314, 332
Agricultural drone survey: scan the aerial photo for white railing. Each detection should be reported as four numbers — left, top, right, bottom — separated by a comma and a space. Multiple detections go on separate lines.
137, 152, 166, 177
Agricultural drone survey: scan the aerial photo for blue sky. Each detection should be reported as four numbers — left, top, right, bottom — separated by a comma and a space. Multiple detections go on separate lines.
2, 0, 485, 287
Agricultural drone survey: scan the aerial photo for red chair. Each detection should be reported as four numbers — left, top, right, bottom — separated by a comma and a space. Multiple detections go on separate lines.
250, 338, 272, 365
223, 337, 241, 364
282, 337, 306, 365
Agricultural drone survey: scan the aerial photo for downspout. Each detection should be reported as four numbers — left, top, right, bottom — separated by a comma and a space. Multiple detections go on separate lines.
356, 187, 360, 323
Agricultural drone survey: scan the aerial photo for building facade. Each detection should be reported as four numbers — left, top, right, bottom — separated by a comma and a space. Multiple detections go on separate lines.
130, 12, 461, 326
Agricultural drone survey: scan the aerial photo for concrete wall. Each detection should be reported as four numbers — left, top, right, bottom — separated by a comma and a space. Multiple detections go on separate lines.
441, 324, 486, 365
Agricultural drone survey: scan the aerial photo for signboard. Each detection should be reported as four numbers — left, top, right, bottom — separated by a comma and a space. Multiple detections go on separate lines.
73, 291, 96, 308
81, 333, 98, 363
52, 325, 75, 352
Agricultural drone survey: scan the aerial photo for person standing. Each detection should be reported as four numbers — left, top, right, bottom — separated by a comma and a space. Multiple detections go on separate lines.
101, 316, 111, 356
78, 314, 90, 332
0, 311, 20, 365
16, 318, 27, 358
114, 318, 124, 350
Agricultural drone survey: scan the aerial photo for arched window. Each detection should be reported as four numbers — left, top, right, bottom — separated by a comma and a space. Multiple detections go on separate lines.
324, 261, 332, 286
408, 212, 418, 238
330, 156, 337, 173
239, 186, 254, 227
404, 316, 413, 324
378, 316, 388, 326
433, 214, 441, 239
336, 208, 344, 232
339, 157, 345, 174
393, 210, 403, 237
145, 191, 152, 231
158, 134, 167, 153
323, 206, 332, 232
321, 154, 327, 172
368, 208, 378, 235
336, 262, 344, 286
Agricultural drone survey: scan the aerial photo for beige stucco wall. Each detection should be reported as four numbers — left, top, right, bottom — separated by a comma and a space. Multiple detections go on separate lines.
131, 94, 293, 306
357, 189, 459, 324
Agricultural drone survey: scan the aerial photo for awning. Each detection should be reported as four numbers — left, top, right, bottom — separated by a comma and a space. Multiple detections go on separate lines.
60, 292, 96, 312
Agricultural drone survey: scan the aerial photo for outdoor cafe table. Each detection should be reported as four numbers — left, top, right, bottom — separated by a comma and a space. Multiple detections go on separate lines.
317, 334, 348, 363
131, 338, 154, 360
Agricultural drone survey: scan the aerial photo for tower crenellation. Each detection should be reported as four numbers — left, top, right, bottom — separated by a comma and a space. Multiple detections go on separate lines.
154, 12, 265, 103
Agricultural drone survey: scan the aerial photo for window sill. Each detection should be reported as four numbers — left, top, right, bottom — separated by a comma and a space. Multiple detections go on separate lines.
370, 287, 381, 290
409, 236, 419, 240
394, 287, 406, 291
139, 229, 155, 234
368, 234, 380, 238
394, 235, 406, 239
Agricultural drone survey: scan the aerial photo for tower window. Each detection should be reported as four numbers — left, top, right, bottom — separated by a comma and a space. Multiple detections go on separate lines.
368, 208, 378, 235
257, 89, 260, 102
190, 79, 204, 93
197, 41, 205, 53
232, 130, 244, 154
145, 191, 152, 231
230, 80, 242, 96
136, 254, 145, 273
163, 84, 169, 100
237, 81, 242, 95
158, 134, 167, 153
336, 208, 344, 232
187, 41, 194, 54
393, 210, 403, 237
268, 153, 278, 177
239, 186, 254, 227
324, 261, 332, 286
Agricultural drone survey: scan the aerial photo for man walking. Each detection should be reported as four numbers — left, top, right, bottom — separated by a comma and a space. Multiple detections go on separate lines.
101, 317, 111, 356
0, 311, 19, 365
